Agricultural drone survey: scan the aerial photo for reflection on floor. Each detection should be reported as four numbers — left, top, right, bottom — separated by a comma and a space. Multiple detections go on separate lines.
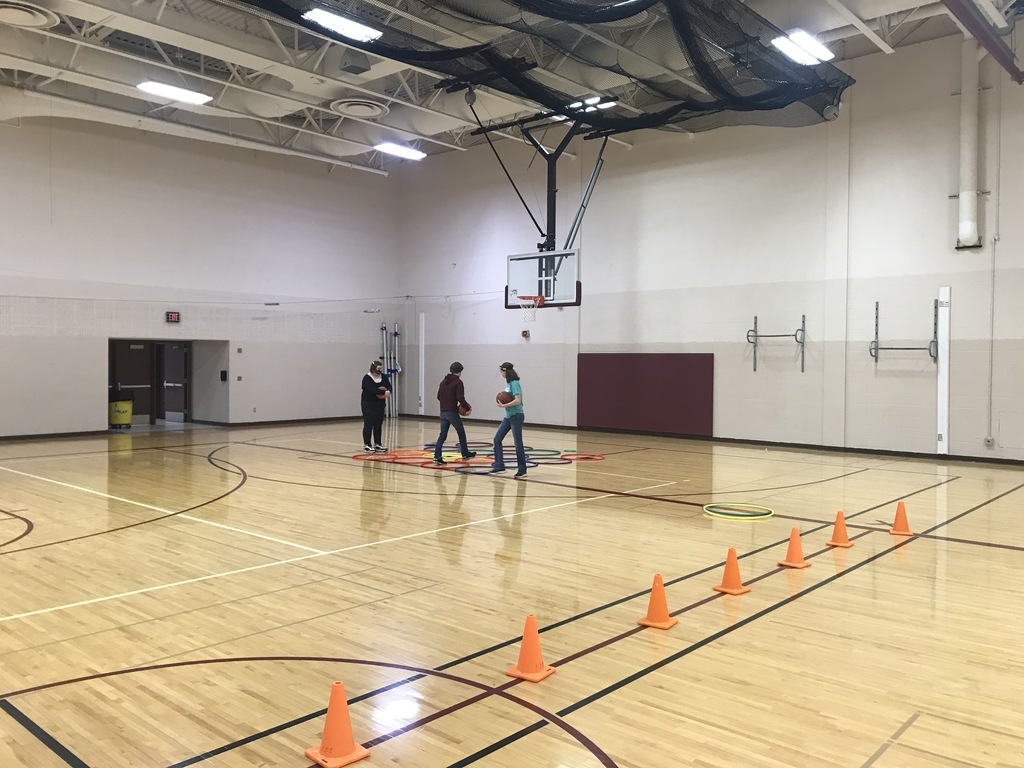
110, 420, 218, 434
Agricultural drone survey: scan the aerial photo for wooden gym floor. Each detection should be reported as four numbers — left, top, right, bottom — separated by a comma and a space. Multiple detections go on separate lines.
0, 419, 1022, 767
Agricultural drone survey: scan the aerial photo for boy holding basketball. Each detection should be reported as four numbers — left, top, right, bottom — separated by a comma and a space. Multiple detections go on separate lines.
433, 362, 477, 464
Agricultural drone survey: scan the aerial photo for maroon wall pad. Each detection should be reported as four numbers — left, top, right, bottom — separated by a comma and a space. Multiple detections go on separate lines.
577, 353, 713, 437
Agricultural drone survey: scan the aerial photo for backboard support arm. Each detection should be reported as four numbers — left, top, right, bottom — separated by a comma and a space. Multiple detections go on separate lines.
522, 121, 584, 252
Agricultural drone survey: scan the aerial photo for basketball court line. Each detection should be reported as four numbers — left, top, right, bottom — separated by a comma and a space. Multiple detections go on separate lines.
0, 481, 675, 626
558, 433, 967, 476
0, 569, 361, 663
628, 467, 878, 499
774, 512, 1024, 552
859, 711, 921, 768
302, 438, 367, 446
0, 437, 235, 463
157, 479, 957, 767
573, 467, 693, 482
0, 700, 89, 768
362, 529, 883, 755
6, 521, 888, 768
141, 581, 441, 671
1, 426, 1007, 766
173, 445, 670, 500
0, 465, 325, 555
445, 479, 1024, 766
3, 478, 962, 768
1, 656, 621, 768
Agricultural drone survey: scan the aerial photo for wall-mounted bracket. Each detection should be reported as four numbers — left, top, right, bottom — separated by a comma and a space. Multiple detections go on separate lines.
746, 315, 806, 372
869, 300, 939, 362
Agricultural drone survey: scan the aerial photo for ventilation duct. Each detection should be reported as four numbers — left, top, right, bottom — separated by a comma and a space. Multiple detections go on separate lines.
238, 0, 855, 137
0, 0, 59, 28
957, 37, 982, 249
338, 49, 371, 75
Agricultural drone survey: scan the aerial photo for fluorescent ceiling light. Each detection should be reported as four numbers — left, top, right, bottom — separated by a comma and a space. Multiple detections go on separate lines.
550, 96, 614, 121
771, 29, 833, 65
302, 8, 382, 42
375, 142, 426, 160
137, 81, 212, 105
788, 30, 834, 62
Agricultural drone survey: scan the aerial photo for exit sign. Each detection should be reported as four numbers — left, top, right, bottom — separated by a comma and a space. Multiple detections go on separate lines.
165, 311, 181, 323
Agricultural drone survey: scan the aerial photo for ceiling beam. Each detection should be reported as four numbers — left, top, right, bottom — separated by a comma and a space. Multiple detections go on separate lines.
823, 0, 896, 53
17, 24, 468, 152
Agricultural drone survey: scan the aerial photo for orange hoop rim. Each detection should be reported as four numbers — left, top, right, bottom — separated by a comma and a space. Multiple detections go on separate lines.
515, 294, 545, 307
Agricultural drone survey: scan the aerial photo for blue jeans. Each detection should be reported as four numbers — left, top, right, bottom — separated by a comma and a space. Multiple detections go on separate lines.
434, 410, 470, 460
493, 412, 526, 473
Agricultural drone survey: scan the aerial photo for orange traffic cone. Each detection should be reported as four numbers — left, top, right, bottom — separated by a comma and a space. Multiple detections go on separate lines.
778, 527, 811, 569
713, 548, 751, 595
638, 574, 678, 629
506, 614, 555, 682
305, 682, 369, 768
827, 511, 854, 548
890, 501, 913, 536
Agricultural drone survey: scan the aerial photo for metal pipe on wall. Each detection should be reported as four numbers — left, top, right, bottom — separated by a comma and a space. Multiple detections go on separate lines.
379, 322, 401, 418
391, 322, 401, 417
958, 37, 982, 249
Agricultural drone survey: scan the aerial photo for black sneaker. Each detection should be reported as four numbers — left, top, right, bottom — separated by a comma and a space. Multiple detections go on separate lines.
372, 445, 388, 453
433, 457, 446, 465
462, 451, 477, 460
490, 467, 506, 473
514, 472, 527, 480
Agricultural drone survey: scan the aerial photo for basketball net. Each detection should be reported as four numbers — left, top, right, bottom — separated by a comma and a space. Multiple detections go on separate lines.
513, 292, 543, 322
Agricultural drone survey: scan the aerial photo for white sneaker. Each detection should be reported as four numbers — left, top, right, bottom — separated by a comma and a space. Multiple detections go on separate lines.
363, 445, 373, 452
372, 445, 388, 452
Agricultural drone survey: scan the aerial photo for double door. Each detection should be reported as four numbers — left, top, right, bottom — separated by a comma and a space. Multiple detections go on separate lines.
109, 340, 190, 423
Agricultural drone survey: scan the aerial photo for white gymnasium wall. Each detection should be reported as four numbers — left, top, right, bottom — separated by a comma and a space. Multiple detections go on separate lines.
0, 119, 399, 437
4, 36, 1023, 460
191, 341, 230, 424
396, 34, 1024, 461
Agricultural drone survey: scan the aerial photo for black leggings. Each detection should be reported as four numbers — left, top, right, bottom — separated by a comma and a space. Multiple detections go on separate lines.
362, 404, 385, 446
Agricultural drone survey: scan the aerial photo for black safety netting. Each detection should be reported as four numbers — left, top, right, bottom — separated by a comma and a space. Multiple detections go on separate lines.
236, 0, 855, 136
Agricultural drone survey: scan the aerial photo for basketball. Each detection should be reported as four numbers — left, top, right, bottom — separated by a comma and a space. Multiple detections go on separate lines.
458, 405, 472, 416
497, 391, 515, 405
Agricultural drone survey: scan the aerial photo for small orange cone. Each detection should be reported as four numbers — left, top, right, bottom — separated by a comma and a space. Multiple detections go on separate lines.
713, 548, 751, 595
778, 527, 812, 569
827, 511, 854, 548
506, 614, 555, 682
890, 501, 913, 536
638, 574, 678, 629
305, 682, 369, 768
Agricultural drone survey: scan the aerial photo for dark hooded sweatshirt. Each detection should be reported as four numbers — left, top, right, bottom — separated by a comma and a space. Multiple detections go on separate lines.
437, 373, 471, 412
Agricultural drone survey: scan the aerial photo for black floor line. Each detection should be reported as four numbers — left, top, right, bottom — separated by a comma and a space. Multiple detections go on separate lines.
0, 700, 90, 768
444, 480, 1024, 766
158, 477, 956, 767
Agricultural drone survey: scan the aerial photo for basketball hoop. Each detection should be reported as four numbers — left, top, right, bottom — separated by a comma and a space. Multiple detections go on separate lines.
515, 294, 543, 322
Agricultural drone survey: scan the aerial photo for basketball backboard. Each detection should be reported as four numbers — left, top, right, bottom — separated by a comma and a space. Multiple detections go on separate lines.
504, 249, 581, 309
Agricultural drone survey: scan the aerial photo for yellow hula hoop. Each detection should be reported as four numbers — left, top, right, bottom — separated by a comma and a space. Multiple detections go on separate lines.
702, 502, 774, 521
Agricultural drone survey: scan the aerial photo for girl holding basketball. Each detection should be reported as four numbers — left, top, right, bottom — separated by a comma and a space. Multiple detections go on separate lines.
492, 362, 528, 479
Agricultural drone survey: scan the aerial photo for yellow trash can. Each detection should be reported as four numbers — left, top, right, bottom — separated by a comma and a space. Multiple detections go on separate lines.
109, 400, 133, 429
